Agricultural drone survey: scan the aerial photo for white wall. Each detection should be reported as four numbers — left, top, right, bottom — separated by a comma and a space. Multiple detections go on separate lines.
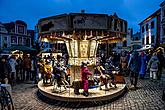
140, 17, 157, 47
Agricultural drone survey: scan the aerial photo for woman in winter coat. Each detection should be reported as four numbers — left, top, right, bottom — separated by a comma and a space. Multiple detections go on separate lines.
147, 52, 160, 80
139, 51, 147, 79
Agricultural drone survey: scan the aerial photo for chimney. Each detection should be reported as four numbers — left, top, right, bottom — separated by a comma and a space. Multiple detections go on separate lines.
81, 10, 85, 13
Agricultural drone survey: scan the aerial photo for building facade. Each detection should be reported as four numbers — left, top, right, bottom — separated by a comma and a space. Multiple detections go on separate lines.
139, 9, 161, 48
2, 20, 33, 49
0, 22, 10, 49
160, 1, 165, 44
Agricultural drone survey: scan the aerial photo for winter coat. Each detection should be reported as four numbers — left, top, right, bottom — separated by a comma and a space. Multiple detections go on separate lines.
139, 55, 147, 75
128, 51, 141, 74
9, 58, 18, 73
147, 55, 159, 72
0, 61, 11, 80
81, 67, 92, 81
23, 58, 31, 69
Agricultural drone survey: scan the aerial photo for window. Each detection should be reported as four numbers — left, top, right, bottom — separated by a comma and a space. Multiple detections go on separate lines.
151, 35, 155, 43
142, 38, 144, 45
146, 24, 149, 31
114, 19, 117, 31
163, 28, 165, 35
142, 26, 144, 33
146, 36, 149, 44
163, 9, 165, 17
120, 21, 123, 32
11, 36, 17, 44
151, 21, 154, 29
18, 37, 22, 45
18, 25, 24, 34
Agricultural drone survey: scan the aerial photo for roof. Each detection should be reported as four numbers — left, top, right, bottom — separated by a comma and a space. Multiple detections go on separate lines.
38, 12, 127, 23
139, 9, 161, 25
160, 1, 165, 7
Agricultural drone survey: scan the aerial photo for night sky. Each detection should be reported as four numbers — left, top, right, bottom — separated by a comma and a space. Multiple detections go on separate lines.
0, 0, 163, 33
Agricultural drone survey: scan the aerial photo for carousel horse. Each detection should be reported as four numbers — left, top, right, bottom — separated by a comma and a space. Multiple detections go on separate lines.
52, 63, 69, 92
95, 64, 117, 90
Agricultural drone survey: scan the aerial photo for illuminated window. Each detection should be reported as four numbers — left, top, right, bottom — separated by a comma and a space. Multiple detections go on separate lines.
151, 21, 154, 29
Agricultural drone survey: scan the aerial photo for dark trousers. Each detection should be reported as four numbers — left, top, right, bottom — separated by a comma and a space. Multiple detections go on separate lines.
31, 70, 37, 83
130, 70, 138, 88
157, 67, 163, 80
23, 68, 31, 80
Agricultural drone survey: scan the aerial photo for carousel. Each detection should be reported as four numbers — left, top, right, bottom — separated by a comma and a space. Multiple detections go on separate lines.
37, 13, 127, 102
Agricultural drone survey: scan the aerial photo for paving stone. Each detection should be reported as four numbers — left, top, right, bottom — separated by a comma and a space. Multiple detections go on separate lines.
10, 74, 165, 110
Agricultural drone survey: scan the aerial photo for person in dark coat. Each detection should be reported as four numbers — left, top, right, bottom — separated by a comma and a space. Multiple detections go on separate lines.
157, 49, 165, 80
0, 56, 11, 84
128, 51, 141, 89
139, 51, 147, 79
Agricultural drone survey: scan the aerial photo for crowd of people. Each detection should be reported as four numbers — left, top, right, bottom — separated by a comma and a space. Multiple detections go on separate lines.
0, 47, 165, 97
0, 54, 38, 85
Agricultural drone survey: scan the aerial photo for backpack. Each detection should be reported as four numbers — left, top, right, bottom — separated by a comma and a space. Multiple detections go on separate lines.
151, 60, 159, 69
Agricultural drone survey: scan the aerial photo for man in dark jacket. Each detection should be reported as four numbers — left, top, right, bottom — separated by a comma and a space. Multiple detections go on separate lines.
0, 56, 11, 84
157, 49, 165, 80
128, 51, 141, 89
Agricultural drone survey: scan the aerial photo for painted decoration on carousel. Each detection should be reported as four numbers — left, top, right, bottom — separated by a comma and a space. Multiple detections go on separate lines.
72, 15, 107, 29
70, 40, 78, 57
80, 40, 88, 57
89, 40, 98, 57
40, 16, 68, 32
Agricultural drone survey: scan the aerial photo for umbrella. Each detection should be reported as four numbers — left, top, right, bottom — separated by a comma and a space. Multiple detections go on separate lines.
3, 45, 37, 53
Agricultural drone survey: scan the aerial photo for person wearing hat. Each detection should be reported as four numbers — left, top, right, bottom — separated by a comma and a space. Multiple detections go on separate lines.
81, 61, 92, 97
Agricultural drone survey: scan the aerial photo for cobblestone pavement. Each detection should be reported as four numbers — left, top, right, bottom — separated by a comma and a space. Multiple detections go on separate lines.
11, 75, 165, 110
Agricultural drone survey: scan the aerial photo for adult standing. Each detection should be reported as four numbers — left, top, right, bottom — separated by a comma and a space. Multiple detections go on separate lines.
120, 51, 128, 76
31, 56, 38, 83
128, 51, 141, 89
0, 56, 11, 84
22, 55, 31, 81
139, 51, 147, 79
9, 56, 18, 84
157, 49, 165, 80
147, 52, 160, 81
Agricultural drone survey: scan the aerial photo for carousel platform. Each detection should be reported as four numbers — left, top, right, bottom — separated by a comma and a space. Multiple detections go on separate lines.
38, 80, 127, 102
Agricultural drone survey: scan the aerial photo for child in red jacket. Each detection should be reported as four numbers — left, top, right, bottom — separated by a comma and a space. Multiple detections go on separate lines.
81, 61, 92, 97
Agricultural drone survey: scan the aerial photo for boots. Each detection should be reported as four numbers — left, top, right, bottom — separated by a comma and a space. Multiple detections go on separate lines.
83, 91, 89, 97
